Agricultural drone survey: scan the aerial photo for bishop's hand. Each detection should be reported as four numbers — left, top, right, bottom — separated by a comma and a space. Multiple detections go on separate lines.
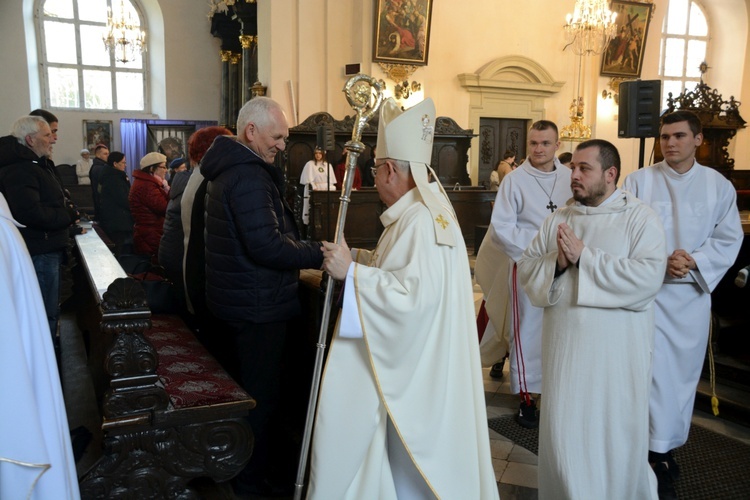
322, 236, 352, 281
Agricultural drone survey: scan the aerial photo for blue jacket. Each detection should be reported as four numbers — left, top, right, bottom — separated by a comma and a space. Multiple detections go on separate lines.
201, 135, 323, 323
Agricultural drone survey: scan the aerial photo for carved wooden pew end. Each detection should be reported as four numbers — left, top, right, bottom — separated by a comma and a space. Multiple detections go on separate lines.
76, 275, 255, 499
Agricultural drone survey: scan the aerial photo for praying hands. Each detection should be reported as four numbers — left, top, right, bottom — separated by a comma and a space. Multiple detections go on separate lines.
557, 222, 584, 270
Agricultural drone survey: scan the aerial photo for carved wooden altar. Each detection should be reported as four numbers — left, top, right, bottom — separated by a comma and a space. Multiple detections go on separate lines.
655, 78, 746, 178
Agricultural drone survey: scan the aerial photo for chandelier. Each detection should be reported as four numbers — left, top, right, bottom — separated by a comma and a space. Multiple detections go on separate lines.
564, 0, 618, 56
103, 0, 146, 63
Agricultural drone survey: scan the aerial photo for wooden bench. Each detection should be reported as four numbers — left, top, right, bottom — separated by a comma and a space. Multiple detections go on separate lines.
73, 227, 255, 499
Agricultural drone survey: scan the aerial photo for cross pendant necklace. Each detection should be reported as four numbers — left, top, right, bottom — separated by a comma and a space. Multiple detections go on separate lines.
532, 174, 558, 213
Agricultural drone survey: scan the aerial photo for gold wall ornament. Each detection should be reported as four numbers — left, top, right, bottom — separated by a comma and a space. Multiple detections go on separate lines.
394, 80, 421, 100
560, 97, 592, 140
220, 50, 232, 62
229, 53, 242, 64
250, 81, 266, 97
378, 62, 418, 83
239, 34, 256, 49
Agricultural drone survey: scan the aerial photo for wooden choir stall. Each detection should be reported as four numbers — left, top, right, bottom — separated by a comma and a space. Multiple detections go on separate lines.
279, 111, 495, 250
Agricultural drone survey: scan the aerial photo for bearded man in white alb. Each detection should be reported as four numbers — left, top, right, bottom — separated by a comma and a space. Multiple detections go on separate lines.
489, 120, 572, 427
519, 139, 666, 499
622, 110, 743, 498
307, 98, 498, 499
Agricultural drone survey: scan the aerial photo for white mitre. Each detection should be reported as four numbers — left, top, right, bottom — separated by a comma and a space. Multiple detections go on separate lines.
376, 97, 456, 247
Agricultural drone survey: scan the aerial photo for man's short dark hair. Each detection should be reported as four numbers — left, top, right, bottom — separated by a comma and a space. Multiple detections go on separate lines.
576, 139, 621, 184
661, 110, 702, 136
530, 120, 559, 140
502, 149, 515, 160
558, 152, 572, 165
30, 108, 58, 124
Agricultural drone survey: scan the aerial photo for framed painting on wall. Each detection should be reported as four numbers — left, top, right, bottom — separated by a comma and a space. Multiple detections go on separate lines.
600, 0, 654, 78
373, 0, 433, 66
83, 120, 113, 151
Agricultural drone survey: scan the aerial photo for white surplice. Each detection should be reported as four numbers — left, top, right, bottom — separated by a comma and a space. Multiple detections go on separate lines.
490, 159, 572, 394
623, 161, 743, 452
0, 193, 80, 500
300, 160, 337, 224
308, 186, 498, 500
518, 190, 665, 500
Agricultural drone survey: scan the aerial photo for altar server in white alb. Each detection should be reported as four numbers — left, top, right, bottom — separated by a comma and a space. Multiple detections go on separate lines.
307, 98, 498, 499
299, 146, 337, 225
489, 120, 572, 427
0, 193, 79, 500
622, 110, 743, 496
519, 139, 665, 500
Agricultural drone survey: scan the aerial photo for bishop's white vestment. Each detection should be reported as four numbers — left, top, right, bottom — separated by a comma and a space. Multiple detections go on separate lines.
300, 160, 337, 224
490, 159, 572, 394
623, 162, 743, 452
308, 186, 498, 499
0, 193, 80, 500
518, 190, 665, 500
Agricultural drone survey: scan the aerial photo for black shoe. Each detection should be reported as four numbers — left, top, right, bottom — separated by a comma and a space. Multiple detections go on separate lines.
649, 450, 680, 481
489, 360, 505, 379
665, 452, 680, 481
653, 461, 678, 500
516, 399, 538, 429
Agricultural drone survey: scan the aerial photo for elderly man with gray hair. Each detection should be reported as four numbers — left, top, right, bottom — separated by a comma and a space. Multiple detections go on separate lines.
200, 97, 324, 496
0, 115, 78, 355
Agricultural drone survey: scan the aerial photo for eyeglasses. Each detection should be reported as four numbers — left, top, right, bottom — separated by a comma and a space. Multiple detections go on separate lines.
371, 160, 388, 179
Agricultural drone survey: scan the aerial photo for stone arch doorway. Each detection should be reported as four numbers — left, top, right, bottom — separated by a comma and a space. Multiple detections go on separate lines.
458, 55, 564, 184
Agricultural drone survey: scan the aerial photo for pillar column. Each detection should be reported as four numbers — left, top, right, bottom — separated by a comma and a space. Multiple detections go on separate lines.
239, 35, 256, 104
228, 52, 242, 129
219, 50, 232, 128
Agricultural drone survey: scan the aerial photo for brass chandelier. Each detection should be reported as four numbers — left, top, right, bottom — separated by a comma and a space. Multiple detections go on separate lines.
103, 0, 146, 63
564, 0, 618, 56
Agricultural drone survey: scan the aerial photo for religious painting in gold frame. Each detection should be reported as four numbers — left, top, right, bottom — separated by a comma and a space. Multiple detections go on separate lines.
373, 0, 433, 66
83, 120, 113, 151
600, 0, 654, 78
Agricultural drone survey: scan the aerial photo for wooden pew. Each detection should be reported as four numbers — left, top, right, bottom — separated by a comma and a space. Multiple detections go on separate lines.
73, 227, 255, 499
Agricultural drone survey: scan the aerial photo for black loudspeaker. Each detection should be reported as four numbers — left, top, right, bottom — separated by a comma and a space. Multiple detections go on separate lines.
316, 124, 335, 151
618, 80, 661, 138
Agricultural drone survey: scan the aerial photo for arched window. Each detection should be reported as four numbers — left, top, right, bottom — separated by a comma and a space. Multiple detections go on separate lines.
659, 0, 709, 108
37, 0, 147, 111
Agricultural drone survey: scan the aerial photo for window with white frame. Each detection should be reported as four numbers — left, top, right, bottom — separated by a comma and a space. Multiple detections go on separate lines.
37, 0, 147, 111
659, 0, 709, 108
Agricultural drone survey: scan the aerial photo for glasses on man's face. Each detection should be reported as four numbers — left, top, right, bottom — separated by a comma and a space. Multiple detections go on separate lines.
371, 160, 388, 179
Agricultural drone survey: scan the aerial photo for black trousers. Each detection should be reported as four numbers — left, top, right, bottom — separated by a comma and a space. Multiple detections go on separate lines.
226, 320, 288, 488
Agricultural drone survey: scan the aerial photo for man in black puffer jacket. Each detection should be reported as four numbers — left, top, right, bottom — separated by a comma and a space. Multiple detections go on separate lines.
201, 96, 323, 496
0, 115, 77, 349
